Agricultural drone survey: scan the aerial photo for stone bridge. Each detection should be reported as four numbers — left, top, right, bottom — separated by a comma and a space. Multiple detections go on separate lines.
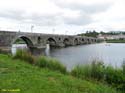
0, 31, 101, 52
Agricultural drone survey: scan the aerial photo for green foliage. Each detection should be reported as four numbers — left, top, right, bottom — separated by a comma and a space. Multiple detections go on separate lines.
71, 61, 105, 80
0, 54, 117, 93
78, 30, 99, 38
71, 61, 125, 92
36, 56, 67, 74
13, 50, 66, 74
0, 48, 9, 54
106, 39, 125, 43
71, 65, 91, 79
123, 62, 125, 75
91, 61, 105, 80
14, 38, 26, 44
104, 66, 125, 92
13, 49, 35, 64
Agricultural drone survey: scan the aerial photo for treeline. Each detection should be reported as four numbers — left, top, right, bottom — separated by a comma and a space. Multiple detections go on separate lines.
78, 30, 125, 37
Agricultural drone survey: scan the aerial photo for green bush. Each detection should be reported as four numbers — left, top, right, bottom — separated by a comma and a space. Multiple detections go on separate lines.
104, 66, 125, 92
71, 61, 105, 80
36, 56, 67, 74
71, 65, 91, 79
122, 62, 125, 75
13, 49, 35, 64
91, 61, 105, 80
71, 60, 125, 92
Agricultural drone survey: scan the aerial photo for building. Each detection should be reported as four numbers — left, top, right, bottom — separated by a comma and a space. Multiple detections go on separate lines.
97, 33, 125, 40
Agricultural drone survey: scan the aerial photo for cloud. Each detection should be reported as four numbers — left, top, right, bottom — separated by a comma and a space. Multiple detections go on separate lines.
63, 13, 93, 25
25, 14, 63, 26
0, 0, 112, 28
54, 0, 112, 14
0, 8, 92, 26
0, 10, 25, 21
0, 0, 124, 34
52, 0, 113, 26
0, 9, 63, 26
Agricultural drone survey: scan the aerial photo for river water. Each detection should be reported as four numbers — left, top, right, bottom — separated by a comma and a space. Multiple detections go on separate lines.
12, 43, 125, 70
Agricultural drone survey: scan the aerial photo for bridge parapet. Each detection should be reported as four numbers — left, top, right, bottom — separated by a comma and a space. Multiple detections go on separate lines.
0, 31, 100, 52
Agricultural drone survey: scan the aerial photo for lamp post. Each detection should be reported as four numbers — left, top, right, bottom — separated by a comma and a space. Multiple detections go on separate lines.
31, 25, 34, 33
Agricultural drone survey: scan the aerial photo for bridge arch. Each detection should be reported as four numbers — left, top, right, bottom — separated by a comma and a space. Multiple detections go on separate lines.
37, 36, 41, 43
47, 37, 56, 47
74, 38, 79, 45
12, 35, 34, 48
63, 38, 70, 47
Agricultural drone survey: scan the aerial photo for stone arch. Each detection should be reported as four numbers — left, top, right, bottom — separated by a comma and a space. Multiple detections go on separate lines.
74, 38, 79, 45
87, 38, 90, 44
37, 36, 41, 43
63, 38, 70, 47
81, 38, 86, 44
12, 35, 34, 48
82, 38, 84, 42
47, 37, 56, 47
92, 39, 95, 43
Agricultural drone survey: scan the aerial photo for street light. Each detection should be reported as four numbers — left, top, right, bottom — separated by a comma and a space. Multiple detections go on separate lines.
31, 25, 34, 33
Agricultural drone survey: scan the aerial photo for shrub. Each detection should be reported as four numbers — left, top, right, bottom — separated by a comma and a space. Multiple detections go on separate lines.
71, 60, 125, 92
71, 61, 105, 80
13, 49, 35, 64
104, 66, 125, 92
71, 65, 91, 79
122, 61, 125, 75
90, 61, 105, 80
36, 56, 67, 74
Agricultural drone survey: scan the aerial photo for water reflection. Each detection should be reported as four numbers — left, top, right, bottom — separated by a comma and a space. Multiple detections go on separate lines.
11, 44, 27, 55
48, 43, 125, 70
45, 44, 50, 56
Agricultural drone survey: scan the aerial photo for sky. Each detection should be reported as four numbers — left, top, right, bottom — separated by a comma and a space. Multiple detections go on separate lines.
0, 0, 125, 35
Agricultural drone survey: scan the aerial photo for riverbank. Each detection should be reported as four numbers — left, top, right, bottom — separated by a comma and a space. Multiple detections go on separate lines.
106, 39, 125, 43
0, 54, 118, 93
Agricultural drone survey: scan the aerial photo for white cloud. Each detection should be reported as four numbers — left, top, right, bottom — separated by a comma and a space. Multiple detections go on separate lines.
0, 0, 124, 34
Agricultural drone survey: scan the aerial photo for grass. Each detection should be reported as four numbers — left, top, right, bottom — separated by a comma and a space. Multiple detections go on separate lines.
0, 54, 117, 93
106, 39, 125, 43
13, 50, 66, 74
14, 38, 26, 44
13, 49, 35, 64
71, 61, 105, 81
36, 56, 67, 74
71, 61, 125, 92
71, 61, 105, 80
105, 66, 125, 91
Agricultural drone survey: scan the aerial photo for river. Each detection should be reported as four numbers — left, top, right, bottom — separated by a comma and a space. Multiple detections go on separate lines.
12, 43, 125, 71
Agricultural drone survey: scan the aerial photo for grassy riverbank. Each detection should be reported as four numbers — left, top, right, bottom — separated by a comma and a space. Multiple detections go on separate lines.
106, 39, 125, 43
0, 53, 118, 93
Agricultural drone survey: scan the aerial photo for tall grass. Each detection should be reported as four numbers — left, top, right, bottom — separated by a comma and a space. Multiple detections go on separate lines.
123, 61, 125, 75
36, 56, 67, 74
104, 66, 125, 91
13, 49, 35, 64
71, 61, 125, 92
71, 61, 105, 80
13, 50, 67, 74
71, 65, 91, 79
